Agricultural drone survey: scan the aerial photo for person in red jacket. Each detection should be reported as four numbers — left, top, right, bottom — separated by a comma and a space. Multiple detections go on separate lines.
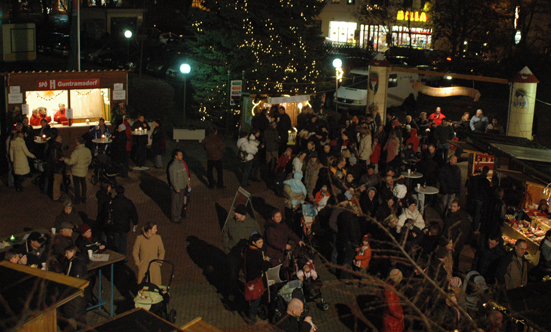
54, 103, 69, 124
370, 138, 381, 173
30, 107, 51, 126
382, 268, 404, 332
429, 106, 446, 127
405, 128, 419, 153
354, 234, 372, 272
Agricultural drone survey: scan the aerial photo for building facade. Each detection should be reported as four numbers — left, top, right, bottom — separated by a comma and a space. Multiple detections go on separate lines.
318, 0, 432, 52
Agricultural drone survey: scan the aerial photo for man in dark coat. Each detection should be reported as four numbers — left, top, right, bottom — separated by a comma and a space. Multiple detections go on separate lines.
263, 121, 281, 173
276, 298, 316, 332
251, 108, 270, 135
480, 187, 506, 239
277, 106, 292, 155
336, 208, 362, 281
434, 118, 455, 163
107, 185, 138, 256
443, 200, 471, 266
131, 115, 150, 167
471, 232, 506, 284
202, 128, 225, 189
469, 166, 491, 231
264, 209, 305, 267
54, 200, 83, 242
438, 155, 462, 217
17, 231, 47, 266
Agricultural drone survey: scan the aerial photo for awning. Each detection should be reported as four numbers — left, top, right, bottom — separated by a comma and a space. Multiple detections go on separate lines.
491, 143, 551, 163
497, 169, 547, 186
448, 140, 484, 154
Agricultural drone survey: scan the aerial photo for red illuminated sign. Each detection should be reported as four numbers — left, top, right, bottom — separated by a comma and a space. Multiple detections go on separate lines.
37, 78, 100, 90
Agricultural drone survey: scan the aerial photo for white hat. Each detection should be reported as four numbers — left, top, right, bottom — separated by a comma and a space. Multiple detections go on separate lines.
393, 184, 407, 199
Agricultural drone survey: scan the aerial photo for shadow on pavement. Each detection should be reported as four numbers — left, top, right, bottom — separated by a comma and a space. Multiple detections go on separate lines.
181, 149, 208, 187
98, 263, 139, 315
356, 294, 383, 330
335, 303, 371, 332
215, 203, 229, 231
139, 173, 171, 219
223, 146, 243, 185
186, 235, 229, 297
251, 196, 278, 222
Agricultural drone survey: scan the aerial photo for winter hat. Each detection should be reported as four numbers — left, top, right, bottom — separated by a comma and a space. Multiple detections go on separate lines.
449, 277, 462, 288
28, 231, 46, 244
362, 234, 371, 242
309, 151, 318, 159
389, 269, 403, 283
63, 200, 73, 208
304, 261, 314, 270
367, 187, 377, 194
234, 204, 247, 216
80, 223, 92, 235
393, 184, 408, 199
349, 155, 357, 165
60, 222, 74, 231
285, 148, 293, 155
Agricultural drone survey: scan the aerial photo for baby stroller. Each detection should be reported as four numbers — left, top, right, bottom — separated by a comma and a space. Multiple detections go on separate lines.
134, 260, 177, 323
90, 154, 119, 186
293, 246, 329, 312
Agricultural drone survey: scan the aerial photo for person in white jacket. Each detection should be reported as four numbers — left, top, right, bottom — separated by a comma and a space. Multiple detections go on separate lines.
238, 129, 261, 187
358, 127, 373, 171
397, 200, 425, 233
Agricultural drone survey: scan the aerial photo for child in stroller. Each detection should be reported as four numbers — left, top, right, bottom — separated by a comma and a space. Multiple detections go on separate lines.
90, 154, 119, 186
134, 259, 177, 323
294, 248, 329, 311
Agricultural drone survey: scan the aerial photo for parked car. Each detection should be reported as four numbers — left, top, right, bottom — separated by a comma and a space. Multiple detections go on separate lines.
52, 35, 70, 57
37, 32, 64, 54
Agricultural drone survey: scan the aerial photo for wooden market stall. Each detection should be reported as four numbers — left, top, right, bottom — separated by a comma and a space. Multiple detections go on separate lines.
3, 70, 128, 151
0, 261, 89, 332
454, 132, 551, 262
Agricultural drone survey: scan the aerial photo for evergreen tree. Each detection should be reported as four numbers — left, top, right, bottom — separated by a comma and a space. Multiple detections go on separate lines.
188, 0, 328, 126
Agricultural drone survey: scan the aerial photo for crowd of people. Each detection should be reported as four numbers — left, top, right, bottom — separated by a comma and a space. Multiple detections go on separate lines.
3, 103, 549, 331
231, 105, 547, 331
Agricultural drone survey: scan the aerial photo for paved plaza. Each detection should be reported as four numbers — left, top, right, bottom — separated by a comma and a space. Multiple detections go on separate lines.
2, 138, 411, 331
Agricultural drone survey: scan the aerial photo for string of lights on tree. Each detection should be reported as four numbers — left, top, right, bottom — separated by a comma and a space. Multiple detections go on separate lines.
189, 0, 327, 125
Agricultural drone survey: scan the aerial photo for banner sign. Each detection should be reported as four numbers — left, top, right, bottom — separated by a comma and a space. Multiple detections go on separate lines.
413, 81, 481, 101
267, 95, 310, 104
37, 78, 100, 90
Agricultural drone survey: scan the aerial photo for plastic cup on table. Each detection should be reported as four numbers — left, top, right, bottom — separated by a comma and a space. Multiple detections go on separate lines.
88, 250, 93, 259
51, 228, 56, 234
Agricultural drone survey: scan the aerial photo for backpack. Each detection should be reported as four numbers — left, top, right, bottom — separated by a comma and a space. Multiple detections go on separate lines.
237, 147, 247, 162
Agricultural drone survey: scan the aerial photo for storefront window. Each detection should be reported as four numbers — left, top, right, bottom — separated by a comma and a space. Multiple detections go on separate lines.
25, 88, 110, 123
359, 24, 389, 51
328, 21, 357, 44
391, 25, 432, 49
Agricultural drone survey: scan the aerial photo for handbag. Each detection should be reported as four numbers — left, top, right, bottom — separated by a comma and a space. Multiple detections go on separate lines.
243, 248, 266, 301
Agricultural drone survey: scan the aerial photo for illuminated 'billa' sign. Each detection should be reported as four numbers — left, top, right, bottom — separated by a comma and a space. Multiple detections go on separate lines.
396, 11, 428, 22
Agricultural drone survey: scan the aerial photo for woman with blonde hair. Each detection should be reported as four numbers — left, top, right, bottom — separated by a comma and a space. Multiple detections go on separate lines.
133, 221, 166, 285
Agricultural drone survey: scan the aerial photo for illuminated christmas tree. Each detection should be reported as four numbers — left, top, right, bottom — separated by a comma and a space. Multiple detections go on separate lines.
188, 0, 327, 126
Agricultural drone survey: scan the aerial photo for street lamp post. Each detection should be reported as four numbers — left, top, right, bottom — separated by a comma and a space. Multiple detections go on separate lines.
333, 58, 343, 114
124, 30, 132, 67
180, 63, 191, 125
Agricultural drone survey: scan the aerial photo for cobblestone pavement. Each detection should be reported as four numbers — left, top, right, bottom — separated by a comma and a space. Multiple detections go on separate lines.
0, 137, 474, 331
0, 138, 374, 331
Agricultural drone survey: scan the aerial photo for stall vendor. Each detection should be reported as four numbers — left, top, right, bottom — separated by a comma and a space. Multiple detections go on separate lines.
30, 107, 51, 126
54, 103, 69, 125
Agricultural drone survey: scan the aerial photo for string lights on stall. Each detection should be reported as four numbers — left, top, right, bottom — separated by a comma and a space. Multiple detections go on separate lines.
34, 91, 65, 102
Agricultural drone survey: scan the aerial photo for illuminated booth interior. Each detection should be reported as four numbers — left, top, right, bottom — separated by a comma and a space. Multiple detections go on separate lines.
25, 88, 110, 123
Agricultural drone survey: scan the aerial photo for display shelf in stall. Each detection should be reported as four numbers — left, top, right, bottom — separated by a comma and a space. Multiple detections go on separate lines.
502, 216, 544, 267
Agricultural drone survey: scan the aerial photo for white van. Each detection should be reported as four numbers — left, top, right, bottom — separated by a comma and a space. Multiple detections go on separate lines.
334, 67, 419, 113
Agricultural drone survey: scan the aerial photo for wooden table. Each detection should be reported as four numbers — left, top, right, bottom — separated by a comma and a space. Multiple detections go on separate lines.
87, 249, 126, 317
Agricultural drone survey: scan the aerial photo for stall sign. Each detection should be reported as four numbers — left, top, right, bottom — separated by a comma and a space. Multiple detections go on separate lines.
36, 78, 100, 90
